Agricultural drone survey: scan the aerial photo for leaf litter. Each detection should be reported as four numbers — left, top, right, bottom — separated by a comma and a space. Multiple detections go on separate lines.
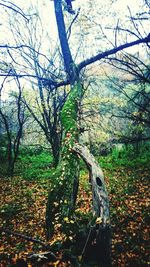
0, 164, 149, 266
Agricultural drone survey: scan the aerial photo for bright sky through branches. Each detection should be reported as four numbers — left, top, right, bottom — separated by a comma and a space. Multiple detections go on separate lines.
0, 0, 148, 41
0, 0, 149, 99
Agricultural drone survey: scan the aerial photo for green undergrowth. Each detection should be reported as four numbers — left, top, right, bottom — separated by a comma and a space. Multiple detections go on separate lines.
17, 151, 54, 180
97, 145, 150, 199
98, 143, 150, 169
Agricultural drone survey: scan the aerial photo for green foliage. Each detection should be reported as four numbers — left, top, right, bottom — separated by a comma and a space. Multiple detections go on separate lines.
46, 82, 84, 237
0, 142, 149, 266
61, 82, 83, 146
60, 210, 94, 244
19, 146, 45, 157
99, 142, 150, 168
46, 141, 150, 238
17, 151, 53, 180
46, 155, 79, 237
54, 82, 83, 200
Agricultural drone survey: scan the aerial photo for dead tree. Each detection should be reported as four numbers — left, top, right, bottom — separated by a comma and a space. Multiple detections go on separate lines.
73, 143, 111, 267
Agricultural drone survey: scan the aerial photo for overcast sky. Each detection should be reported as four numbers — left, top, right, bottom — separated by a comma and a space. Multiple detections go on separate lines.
0, 0, 149, 99
0, 0, 148, 40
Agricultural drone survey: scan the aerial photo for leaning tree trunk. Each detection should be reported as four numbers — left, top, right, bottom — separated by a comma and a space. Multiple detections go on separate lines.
46, 0, 84, 239
73, 143, 111, 267
46, 80, 84, 238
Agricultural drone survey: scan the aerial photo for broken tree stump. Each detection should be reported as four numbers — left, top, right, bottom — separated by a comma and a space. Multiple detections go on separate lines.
73, 143, 111, 267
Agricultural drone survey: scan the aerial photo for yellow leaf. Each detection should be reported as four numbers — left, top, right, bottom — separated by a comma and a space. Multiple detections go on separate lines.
96, 217, 102, 224
78, 255, 82, 261
54, 260, 60, 266
64, 217, 69, 222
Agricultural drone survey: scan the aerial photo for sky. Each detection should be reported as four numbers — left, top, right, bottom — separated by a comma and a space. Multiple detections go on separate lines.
0, 0, 149, 48
0, 0, 148, 39
0, 0, 149, 99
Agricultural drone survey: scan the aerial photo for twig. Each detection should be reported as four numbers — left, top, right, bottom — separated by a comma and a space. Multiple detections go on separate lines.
0, 1, 29, 21
67, 8, 80, 40
1, 228, 51, 250
81, 226, 93, 257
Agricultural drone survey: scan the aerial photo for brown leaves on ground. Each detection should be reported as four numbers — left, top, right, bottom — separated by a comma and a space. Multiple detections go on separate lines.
0, 164, 149, 266
108, 166, 149, 267
0, 177, 49, 266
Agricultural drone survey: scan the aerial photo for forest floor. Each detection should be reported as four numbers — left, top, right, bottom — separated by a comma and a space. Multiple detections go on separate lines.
0, 161, 149, 267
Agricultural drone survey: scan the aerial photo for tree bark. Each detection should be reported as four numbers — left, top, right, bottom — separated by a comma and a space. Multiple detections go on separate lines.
73, 143, 111, 267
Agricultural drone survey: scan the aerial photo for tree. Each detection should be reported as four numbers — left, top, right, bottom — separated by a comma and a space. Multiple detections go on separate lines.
0, 75, 26, 176
45, 1, 150, 266
1, 8, 69, 167
102, 43, 150, 147
0, 0, 29, 21
93, 2, 150, 148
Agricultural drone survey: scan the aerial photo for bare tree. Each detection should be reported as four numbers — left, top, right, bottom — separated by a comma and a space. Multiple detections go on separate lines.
0, 10, 70, 166
103, 46, 150, 145
0, 74, 27, 176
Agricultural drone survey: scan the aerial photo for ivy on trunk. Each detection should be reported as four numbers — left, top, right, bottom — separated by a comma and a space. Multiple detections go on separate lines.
46, 81, 84, 238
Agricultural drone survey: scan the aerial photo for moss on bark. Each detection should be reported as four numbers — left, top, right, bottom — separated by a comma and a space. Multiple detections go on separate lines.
46, 81, 83, 238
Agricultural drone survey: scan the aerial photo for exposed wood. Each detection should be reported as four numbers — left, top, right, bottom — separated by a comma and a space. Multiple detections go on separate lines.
73, 143, 110, 224
73, 143, 111, 266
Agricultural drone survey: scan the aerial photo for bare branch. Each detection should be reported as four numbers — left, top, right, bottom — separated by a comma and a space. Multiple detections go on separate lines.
1, 228, 53, 250
78, 34, 150, 71
0, 0, 29, 21
67, 8, 80, 40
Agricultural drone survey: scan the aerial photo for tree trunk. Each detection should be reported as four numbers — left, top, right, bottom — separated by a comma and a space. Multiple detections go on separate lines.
73, 143, 111, 267
50, 125, 62, 167
46, 81, 83, 238
7, 139, 14, 176
7, 162, 14, 177
46, 0, 83, 239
